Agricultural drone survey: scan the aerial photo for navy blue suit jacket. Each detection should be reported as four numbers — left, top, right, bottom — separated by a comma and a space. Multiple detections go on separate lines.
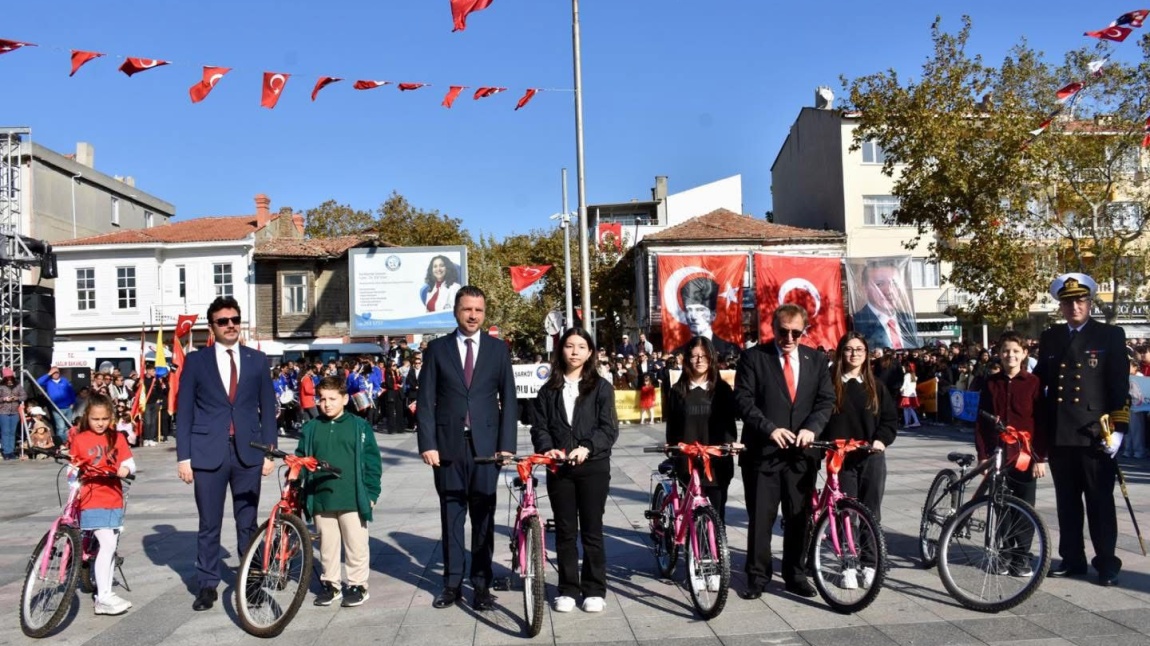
852, 306, 920, 350
176, 344, 277, 469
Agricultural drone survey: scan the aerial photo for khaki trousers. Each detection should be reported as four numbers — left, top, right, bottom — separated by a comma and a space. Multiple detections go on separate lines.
314, 511, 370, 587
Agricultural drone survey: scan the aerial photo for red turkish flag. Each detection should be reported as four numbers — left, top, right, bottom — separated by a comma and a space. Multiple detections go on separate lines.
70, 50, 103, 76
311, 76, 342, 101
597, 222, 622, 250
509, 265, 552, 293
174, 314, 198, 339
0, 39, 34, 56
451, 0, 494, 31
168, 333, 185, 413
189, 66, 231, 103
354, 80, 391, 90
397, 82, 427, 91
514, 88, 539, 111
1142, 118, 1150, 149
1055, 82, 1082, 103
1085, 26, 1133, 42
474, 87, 506, 100
754, 254, 846, 351
261, 72, 290, 109
657, 255, 746, 355
119, 57, 169, 77
442, 85, 466, 108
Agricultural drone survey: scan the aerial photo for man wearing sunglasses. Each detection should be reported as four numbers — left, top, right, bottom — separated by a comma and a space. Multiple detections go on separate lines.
733, 303, 835, 600
175, 296, 278, 612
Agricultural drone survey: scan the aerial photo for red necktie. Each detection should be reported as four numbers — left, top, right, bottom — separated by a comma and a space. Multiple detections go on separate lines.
463, 339, 474, 428
887, 319, 903, 350
783, 352, 797, 403
227, 349, 238, 436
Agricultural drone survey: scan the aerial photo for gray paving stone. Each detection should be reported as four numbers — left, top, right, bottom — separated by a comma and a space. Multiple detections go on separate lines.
1020, 611, 1135, 639
800, 625, 900, 646
952, 616, 1058, 643
875, 621, 985, 646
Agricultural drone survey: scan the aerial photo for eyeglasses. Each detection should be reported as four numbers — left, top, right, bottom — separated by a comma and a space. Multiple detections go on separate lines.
689, 355, 710, 362
214, 315, 242, 327
843, 347, 868, 355
776, 329, 804, 340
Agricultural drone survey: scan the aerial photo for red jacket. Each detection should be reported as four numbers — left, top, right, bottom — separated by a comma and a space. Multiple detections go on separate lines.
299, 375, 316, 409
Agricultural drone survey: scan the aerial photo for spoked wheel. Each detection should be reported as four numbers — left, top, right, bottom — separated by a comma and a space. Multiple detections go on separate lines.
21, 526, 82, 638
684, 506, 730, 619
937, 495, 1050, 612
650, 486, 678, 578
236, 513, 313, 638
920, 469, 960, 567
521, 516, 546, 637
809, 498, 887, 614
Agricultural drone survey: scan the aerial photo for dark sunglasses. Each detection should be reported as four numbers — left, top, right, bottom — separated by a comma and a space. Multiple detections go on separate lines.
214, 315, 242, 327
776, 328, 804, 340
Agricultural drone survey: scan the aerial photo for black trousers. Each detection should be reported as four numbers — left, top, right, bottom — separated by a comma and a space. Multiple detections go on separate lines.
837, 452, 887, 563
143, 402, 164, 442
433, 443, 498, 589
546, 458, 611, 598
742, 454, 816, 589
1048, 446, 1121, 576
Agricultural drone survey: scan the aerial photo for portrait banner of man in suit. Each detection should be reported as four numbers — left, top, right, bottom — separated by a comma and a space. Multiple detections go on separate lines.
657, 254, 746, 359
754, 254, 847, 352
845, 256, 921, 351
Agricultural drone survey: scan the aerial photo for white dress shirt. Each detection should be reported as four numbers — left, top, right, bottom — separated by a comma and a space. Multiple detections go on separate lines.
866, 303, 902, 348
776, 343, 800, 384
455, 329, 482, 371
562, 376, 579, 423
215, 341, 241, 394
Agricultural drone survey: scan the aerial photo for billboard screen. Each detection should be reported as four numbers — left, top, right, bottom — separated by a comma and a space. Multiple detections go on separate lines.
348, 245, 468, 336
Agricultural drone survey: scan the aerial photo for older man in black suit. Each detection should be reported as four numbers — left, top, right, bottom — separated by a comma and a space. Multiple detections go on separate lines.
734, 303, 835, 599
417, 286, 518, 611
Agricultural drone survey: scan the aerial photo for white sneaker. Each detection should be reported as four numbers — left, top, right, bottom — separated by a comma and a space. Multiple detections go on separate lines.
862, 567, 876, 588
94, 593, 132, 615
553, 596, 576, 613
581, 596, 606, 613
706, 575, 722, 592
839, 568, 859, 590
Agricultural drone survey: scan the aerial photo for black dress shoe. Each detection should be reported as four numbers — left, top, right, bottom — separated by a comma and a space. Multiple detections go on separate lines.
1048, 563, 1088, 578
473, 587, 496, 611
1099, 572, 1120, 587
192, 587, 218, 611
432, 587, 461, 609
784, 578, 818, 598
738, 588, 763, 600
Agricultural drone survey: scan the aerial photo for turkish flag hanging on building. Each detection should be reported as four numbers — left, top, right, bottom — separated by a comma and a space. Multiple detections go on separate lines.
509, 265, 552, 293
70, 50, 103, 76
597, 222, 622, 250
189, 66, 231, 103
754, 254, 846, 351
119, 57, 169, 77
657, 254, 746, 356
261, 72, 290, 109
451, 0, 494, 31
311, 76, 342, 101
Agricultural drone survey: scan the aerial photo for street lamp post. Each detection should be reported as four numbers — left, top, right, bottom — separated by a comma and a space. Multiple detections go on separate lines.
572, 0, 592, 339
561, 168, 574, 330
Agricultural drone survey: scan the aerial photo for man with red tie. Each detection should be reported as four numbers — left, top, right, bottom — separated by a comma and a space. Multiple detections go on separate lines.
851, 259, 920, 350
176, 297, 278, 611
734, 304, 835, 599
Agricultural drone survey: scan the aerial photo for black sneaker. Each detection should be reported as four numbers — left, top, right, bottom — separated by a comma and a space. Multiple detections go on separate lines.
341, 585, 369, 607
314, 582, 342, 606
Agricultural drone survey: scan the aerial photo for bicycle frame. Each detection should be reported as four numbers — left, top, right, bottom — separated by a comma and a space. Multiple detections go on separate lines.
660, 444, 733, 567
503, 455, 562, 574
259, 454, 319, 573
809, 440, 869, 560
36, 468, 81, 582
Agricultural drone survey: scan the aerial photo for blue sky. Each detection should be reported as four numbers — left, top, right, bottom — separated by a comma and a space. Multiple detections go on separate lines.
2, 1, 1143, 239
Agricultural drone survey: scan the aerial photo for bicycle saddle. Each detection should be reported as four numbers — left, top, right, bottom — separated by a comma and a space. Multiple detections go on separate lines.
947, 452, 976, 468
657, 459, 675, 476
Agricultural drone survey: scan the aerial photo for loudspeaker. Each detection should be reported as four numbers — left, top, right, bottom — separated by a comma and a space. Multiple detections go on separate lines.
22, 286, 55, 377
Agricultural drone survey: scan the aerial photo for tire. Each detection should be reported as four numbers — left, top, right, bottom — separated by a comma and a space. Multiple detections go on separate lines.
650, 485, 678, 578
809, 498, 887, 614
684, 506, 730, 619
521, 517, 546, 637
235, 513, 313, 638
920, 469, 960, 568
937, 495, 1050, 612
20, 526, 82, 638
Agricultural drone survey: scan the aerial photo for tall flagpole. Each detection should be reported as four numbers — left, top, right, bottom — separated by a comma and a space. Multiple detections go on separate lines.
561, 168, 574, 331
572, 0, 593, 339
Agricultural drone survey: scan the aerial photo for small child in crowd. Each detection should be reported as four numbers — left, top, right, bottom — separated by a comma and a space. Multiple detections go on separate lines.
638, 373, 657, 424
294, 376, 382, 608
115, 412, 137, 447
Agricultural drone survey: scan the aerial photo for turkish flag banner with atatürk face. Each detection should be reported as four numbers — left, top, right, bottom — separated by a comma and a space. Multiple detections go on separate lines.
509, 265, 552, 293
657, 255, 746, 356
754, 254, 846, 351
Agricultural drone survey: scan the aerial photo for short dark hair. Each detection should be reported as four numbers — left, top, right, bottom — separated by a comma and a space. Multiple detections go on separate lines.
207, 296, 241, 322
454, 285, 486, 308
773, 303, 809, 328
316, 375, 347, 395
997, 331, 1027, 349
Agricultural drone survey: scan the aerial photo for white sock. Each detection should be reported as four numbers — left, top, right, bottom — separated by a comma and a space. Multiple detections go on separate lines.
93, 528, 118, 600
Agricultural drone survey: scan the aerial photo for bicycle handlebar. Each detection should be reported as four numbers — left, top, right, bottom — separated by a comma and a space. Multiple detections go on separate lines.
644, 444, 743, 455
475, 454, 572, 466
807, 440, 874, 452
978, 410, 1007, 431
250, 442, 342, 476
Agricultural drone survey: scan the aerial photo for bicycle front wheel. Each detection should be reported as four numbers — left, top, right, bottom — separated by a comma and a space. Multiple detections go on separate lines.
650, 485, 678, 578
937, 495, 1050, 612
809, 498, 887, 614
920, 469, 960, 567
521, 516, 545, 637
236, 513, 313, 638
21, 525, 82, 638
685, 505, 730, 619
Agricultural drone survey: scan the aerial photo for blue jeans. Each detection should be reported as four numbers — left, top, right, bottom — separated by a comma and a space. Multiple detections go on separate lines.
52, 406, 72, 443
0, 413, 17, 457
1123, 411, 1147, 459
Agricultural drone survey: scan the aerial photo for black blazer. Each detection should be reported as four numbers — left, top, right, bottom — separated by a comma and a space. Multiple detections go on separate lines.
733, 342, 835, 461
530, 377, 619, 461
664, 379, 738, 447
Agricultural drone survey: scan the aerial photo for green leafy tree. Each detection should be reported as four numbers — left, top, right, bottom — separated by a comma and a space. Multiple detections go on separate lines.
303, 200, 376, 238
375, 191, 473, 247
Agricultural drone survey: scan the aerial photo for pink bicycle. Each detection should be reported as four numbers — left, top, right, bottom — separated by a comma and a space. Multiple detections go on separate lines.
644, 442, 740, 619
20, 446, 135, 638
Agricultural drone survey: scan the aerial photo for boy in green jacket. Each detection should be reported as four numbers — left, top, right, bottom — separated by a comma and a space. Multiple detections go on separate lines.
295, 376, 382, 607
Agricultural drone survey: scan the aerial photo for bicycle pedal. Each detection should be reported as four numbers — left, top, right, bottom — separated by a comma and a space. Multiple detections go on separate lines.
492, 576, 512, 591
643, 510, 660, 520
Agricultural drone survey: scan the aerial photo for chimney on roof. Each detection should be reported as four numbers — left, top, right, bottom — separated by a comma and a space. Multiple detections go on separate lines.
255, 193, 272, 228
75, 142, 94, 168
123, 176, 135, 187
652, 176, 668, 201
815, 86, 834, 110
292, 213, 305, 235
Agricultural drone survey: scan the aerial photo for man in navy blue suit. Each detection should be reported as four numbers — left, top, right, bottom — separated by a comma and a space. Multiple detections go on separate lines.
176, 296, 277, 611
417, 286, 518, 611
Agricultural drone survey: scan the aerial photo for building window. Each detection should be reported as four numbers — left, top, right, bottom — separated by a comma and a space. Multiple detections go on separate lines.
177, 265, 186, 299
862, 195, 900, 226
282, 273, 308, 315
111, 197, 120, 226
910, 259, 940, 289
144, 210, 154, 228
1108, 201, 1143, 231
213, 263, 233, 298
76, 268, 95, 311
116, 266, 136, 309
861, 140, 887, 164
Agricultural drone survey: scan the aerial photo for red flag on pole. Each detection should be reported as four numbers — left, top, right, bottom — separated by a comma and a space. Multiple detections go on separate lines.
1055, 82, 1083, 103
70, 50, 103, 76
311, 76, 342, 101
1085, 26, 1133, 42
261, 72, 290, 109
174, 314, 198, 339
474, 87, 506, 100
0, 39, 35, 56
1114, 9, 1150, 27
451, 0, 494, 31
353, 80, 391, 90
442, 85, 466, 108
509, 265, 552, 292
168, 333, 185, 413
597, 222, 623, 250
398, 82, 427, 91
119, 57, 169, 77
189, 66, 231, 103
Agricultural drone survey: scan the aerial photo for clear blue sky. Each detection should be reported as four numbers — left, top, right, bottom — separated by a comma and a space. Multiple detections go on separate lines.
1, 1, 1141, 239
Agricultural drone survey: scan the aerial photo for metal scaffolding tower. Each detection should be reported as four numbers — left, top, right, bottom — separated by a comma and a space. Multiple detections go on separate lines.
0, 127, 32, 379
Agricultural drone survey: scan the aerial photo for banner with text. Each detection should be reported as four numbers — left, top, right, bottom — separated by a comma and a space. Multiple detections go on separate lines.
844, 256, 922, 350
657, 254, 746, 358
754, 254, 846, 350
513, 363, 552, 399
348, 245, 468, 336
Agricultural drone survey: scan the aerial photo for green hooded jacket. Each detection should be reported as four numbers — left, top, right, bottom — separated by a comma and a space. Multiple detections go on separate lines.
294, 412, 382, 522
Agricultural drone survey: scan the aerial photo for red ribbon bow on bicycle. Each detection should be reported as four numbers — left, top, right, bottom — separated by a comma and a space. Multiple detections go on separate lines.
518, 454, 560, 483
999, 426, 1033, 472
825, 439, 869, 475
677, 442, 726, 481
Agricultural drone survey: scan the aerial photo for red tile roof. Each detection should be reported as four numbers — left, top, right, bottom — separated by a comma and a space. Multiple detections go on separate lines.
255, 234, 387, 258
642, 208, 843, 243
55, 215, 266, 246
